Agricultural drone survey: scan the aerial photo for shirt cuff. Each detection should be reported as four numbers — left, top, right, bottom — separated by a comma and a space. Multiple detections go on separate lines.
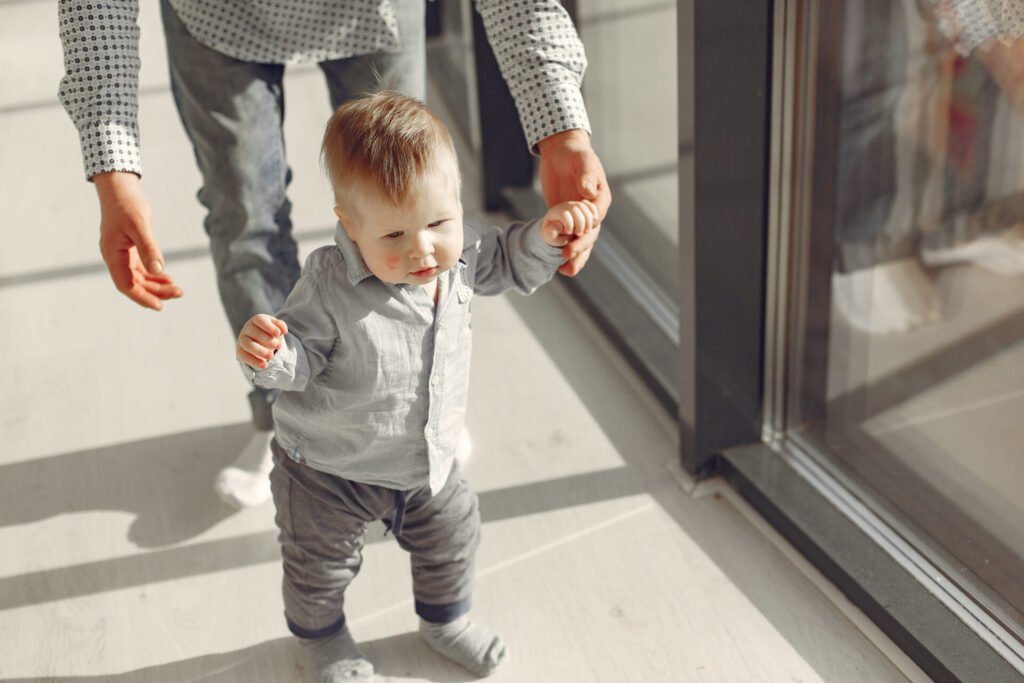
80, 120, 142, 181
241, 335, 305, 389
239, 350, 287, 388
239, 360, 259, 384
516, 82, 592, 155
523, 217, 568, 267
931, 0, 1002, 55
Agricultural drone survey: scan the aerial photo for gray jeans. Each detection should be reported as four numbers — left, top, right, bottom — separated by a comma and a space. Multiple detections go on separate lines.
269, 441, 481, 638
160, 0, 425, 428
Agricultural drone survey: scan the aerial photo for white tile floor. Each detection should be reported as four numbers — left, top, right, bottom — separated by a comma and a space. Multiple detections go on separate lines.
1, 2, 926, 681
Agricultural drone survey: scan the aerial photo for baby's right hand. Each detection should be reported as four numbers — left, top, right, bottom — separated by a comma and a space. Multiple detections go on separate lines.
541, 199, 600, 247
237, 314, 289, 369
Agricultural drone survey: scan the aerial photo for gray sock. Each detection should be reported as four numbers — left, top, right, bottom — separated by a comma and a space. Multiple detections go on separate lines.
419, 615, 506, 677
300, 626, 374, 682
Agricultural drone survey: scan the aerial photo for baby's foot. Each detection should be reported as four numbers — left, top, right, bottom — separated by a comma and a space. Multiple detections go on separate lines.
420, 616, 506, 677
300, 626, 374, 682
214, 431, 273, 508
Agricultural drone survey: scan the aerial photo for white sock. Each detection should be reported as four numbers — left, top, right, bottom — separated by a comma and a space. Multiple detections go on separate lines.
214, 431, 273, 508
832, 258, 940, 335
300, 626, 373, 683
921, 225, 1024, 276
420, 615, 506, 677
455, 427, 472, 467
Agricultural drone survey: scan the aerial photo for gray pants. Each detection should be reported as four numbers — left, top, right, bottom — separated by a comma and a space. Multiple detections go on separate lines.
269, 441, 481, 639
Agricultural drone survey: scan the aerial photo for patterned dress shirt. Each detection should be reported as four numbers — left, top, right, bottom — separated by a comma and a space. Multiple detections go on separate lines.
58, 0, 591, 179
931, 0, 1024, 54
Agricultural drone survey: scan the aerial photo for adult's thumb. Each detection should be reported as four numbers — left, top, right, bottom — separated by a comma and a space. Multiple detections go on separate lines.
579, 174, 599, 198
134, 228, 165, 275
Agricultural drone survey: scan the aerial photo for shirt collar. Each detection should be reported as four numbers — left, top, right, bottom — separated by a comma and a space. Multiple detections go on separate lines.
334, 222, 375, 286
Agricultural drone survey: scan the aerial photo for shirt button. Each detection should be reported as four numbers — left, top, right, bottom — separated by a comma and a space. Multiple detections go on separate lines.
431, 375, 439, 385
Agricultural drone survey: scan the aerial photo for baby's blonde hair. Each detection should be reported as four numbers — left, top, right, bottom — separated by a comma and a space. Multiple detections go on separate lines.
321, 92, 460, 213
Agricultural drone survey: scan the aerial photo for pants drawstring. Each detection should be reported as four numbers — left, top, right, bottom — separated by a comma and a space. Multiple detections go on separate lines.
386, 489, 408, 537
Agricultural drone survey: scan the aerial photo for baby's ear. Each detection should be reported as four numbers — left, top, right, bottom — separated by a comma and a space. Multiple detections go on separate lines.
335, 206, 358, 240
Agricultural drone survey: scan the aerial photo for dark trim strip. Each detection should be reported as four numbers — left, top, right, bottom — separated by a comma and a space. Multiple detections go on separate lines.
287, 614, 346, 640
416, 598, 471, 625
720, 443, 1024, 683
684, 0, 774, 475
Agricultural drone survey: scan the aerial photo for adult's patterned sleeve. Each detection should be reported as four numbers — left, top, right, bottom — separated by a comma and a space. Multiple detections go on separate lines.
58, 0, 143, 180
930, 0, 1024, 55
474, 0, 591, 153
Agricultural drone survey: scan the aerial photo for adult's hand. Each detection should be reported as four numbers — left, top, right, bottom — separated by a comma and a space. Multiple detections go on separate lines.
94, 171, 182, 310
979, 37, 1024, 116
537, 129, 612, 276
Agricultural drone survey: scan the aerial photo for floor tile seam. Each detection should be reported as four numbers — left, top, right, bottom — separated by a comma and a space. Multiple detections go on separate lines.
868, 387, 1024, 436
349, 502, 658, 628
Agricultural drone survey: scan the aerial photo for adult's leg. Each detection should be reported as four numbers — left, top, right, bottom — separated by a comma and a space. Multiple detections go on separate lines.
318, 0, 426, 109
161, 0, 300, 332
161, 0, 299, 504
832, 0, 942, 334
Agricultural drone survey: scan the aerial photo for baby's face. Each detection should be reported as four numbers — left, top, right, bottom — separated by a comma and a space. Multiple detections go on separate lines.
340, 162, 463, 287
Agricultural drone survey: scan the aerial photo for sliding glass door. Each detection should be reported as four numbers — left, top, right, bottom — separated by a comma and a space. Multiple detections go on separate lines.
785, 0, 1024, 643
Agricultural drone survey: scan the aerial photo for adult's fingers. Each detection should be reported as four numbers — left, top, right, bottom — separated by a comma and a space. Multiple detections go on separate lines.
139, 276, 184, 301
559, 245, 594, 277
558, 224, 601, 277
561, 224, 600, 261
125, 281, 165, 311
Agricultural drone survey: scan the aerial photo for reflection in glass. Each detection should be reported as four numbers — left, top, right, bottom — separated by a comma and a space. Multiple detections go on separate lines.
800, 0, 1024, 637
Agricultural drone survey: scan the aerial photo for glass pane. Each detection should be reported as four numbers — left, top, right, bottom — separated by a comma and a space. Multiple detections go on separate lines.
576, 0, 679, 296
793, 0, 1024, 637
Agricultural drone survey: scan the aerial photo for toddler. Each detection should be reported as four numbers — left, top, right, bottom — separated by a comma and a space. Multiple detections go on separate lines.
236, 92, 597, 682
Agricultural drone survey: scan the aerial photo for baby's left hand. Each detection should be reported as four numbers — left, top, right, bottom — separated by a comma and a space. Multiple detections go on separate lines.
541, 199, 600, 247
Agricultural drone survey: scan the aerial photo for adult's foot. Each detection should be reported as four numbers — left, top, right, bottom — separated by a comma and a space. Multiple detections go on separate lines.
921, 225, 1024, 276
832, 258, 940, 335
214, 430, 273, 508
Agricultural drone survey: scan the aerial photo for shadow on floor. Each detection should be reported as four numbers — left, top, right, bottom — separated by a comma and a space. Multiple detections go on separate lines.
0, 637, 302, 683
505, 290, 910, 683
0, 423, 256, 548
362, 632, 478, 682
0, 436, 645, 612
1, 633, 480, 682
